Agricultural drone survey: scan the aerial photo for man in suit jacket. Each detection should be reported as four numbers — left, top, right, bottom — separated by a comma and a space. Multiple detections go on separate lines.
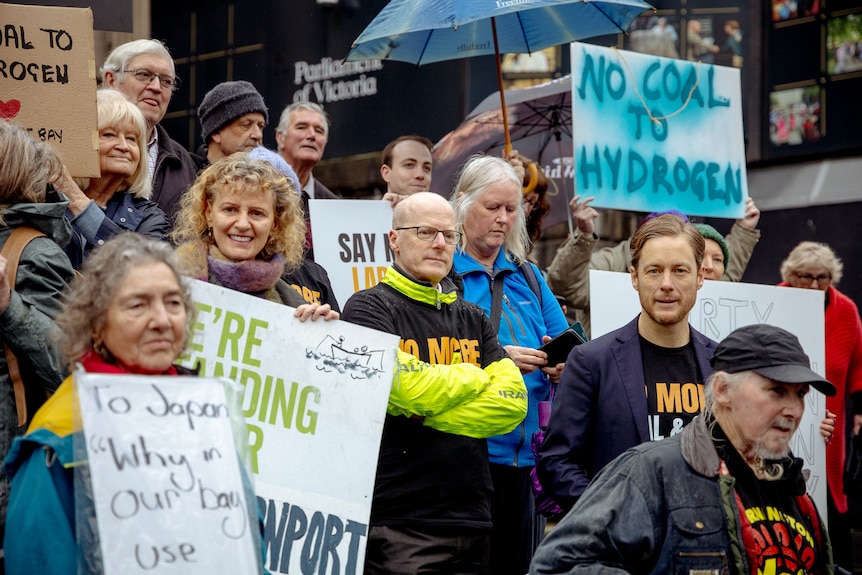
537, 213, 716, 514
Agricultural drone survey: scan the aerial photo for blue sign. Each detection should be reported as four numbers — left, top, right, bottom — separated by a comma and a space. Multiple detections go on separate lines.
571, 43, 747, 218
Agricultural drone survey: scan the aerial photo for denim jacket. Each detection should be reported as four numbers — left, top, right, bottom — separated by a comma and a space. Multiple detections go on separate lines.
530, 415, 834, 575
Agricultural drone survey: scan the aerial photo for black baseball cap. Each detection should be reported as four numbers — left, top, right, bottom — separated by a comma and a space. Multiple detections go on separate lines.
710, 324, 836, 396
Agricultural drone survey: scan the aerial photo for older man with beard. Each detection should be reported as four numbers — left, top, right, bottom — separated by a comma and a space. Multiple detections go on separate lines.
531, 323, 836, 575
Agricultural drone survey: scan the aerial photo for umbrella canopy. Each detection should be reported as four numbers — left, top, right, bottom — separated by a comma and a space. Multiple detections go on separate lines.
431, 76, 575, 232
346, 0, 653, 66
346, 0, 652, 150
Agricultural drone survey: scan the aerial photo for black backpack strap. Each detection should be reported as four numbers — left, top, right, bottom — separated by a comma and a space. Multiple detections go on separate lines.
520, 260, 543, 308
489, 276, 505, 331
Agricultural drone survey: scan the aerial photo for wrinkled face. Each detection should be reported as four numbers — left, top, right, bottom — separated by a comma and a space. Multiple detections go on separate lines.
211, 112, 265, 158
205, 185, 276, 262
463, 180, 522, 260
631, 235, 703, 328
381, 140, 433, 196
787, 264, 832, 291
701, 238, 725, 281
720, 372, 807, 461
107, 53, 175, 130
98, 262, 187, 374
276, 109, 328, 168
98, 121, 140, 179
391, 202, 456, 285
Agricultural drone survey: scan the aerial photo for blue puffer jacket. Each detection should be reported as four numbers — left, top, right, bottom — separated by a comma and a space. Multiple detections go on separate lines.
453, 249, 568, 467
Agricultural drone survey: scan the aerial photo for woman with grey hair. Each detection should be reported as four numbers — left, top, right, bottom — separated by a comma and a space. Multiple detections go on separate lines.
0, 121, 76, 562
53, 89, 170, 269
779, 240, 862, 567
3, 233, 265, 574
450, 155, 568, 574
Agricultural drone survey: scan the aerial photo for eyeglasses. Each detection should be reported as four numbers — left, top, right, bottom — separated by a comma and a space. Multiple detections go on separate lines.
522, 197, 539, 210
794, 271, 831, 286
123, 68, 181, 91
396, 226, 462, 245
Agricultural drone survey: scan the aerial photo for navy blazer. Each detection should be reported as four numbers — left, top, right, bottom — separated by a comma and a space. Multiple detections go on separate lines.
536, 315, 717, 513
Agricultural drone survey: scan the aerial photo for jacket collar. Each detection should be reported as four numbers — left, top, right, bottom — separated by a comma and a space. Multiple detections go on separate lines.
453, 247, 518, 276
2, 200, 73, 248
680, 415, 723, 477
382, 264, 457, 307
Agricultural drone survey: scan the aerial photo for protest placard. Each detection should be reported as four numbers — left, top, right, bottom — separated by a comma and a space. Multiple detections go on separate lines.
0, 2, 98, 176
77, 372, 260, 574
589, 270, 828, 511
176, 280, 398, 575
309, 199, 393, 309
570, 42, 747, 218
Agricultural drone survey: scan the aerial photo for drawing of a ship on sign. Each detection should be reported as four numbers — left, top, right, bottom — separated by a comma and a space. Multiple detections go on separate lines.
308, 335, 386, 379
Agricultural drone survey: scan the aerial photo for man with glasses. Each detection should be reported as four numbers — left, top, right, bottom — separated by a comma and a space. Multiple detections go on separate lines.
342, 192, 526, 574
780, 241, 862, 568
101, 39, 201, 224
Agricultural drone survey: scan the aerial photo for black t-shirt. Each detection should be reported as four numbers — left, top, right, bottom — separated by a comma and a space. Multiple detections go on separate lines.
716, 429, 823, 574
640, 335, 703, 442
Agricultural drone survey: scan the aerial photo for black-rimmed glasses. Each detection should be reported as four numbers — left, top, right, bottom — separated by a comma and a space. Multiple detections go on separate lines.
396, 226, 462, 245
794, 271, 831, 286
124, 68, 181, 91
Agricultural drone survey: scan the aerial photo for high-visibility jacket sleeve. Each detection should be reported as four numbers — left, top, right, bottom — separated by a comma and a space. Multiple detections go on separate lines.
423, 357, 527, 439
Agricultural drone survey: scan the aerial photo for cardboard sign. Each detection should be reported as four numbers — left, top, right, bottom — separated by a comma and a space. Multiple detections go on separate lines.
589, 270, 828, 512
0, 2, 99, 176
176, 281, 398, 575
309, 199, 394, 309
570, 42, 747, 218
77, 373, 260, 574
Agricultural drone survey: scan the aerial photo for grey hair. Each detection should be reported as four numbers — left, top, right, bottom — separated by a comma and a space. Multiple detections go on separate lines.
450, 155, 529, 263
100, 38, 175, 80
780, 241, 843, 286
55, 233, 195, 367
0, 121, 64, 215
276, 102, 330, 137
74, 89, 152, 199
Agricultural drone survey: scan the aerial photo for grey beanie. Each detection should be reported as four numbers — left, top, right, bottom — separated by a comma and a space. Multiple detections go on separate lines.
198, 80, 268, 143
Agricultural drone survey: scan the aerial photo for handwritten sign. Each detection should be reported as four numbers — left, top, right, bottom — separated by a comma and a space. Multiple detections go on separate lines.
0, 2, 98, 176
589, 271, 828, 512
570, 42, 747, 218
309, 199, 394, 309
176, 280, 398, 575
77, 373, 260, 574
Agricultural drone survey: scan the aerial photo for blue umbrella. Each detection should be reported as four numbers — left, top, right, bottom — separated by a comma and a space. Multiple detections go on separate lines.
346, 0, 653, 150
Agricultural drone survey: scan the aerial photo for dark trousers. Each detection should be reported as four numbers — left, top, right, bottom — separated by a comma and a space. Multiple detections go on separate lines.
364, 525, 490, 575
489, 463, 546, 575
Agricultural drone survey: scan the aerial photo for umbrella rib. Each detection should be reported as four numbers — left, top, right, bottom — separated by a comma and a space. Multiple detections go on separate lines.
589, 2, 631, 35
417, 30, 435, 66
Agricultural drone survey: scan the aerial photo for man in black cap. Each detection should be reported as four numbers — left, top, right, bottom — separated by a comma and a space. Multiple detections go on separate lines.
198, 80, 268, 164
531, 323, 836, 575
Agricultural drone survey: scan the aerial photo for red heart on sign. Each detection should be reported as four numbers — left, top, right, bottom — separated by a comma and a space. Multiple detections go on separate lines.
0, 100, 22, 119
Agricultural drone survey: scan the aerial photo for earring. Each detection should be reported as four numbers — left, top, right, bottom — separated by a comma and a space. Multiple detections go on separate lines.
207, 227, 213, 240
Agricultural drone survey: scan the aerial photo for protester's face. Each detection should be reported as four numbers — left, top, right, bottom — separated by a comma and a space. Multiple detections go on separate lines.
205, 185, 276, 262
276, 109, 328, 168
381, 140, 433, 196
720, 372, 807, 461
98, 121, 140, 179
522, 191, 539, 218
211, 113, 265, 158
787, 264, 832, 291
701, 238, 725, 281
631, 234, 703, 327
463, 180, 521, 260
391, 200, 456, 285
109, 54, 175, 129
98, 262, 187, 374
